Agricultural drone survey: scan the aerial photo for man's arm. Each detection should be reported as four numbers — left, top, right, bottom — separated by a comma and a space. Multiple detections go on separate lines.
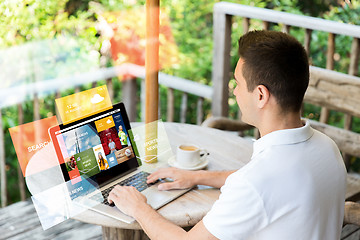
146, 168, 235, 190
108, 186, 218, 240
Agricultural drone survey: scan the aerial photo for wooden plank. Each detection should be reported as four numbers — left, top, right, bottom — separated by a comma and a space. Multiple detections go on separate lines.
122, 77, 137, 122
0, 110, 6, 207
341, 224, 360, 239
180, 93, 188, 123
106, 78, 114, 101
304, 28, 312, 56
0, 199, 102, 240
305, 67, 360, 118
344, 202, 360, 226
141, 79, 146, 122
282, 24, 290, 34
212, 12, 232, 117
343, 37, 360, 168
349, 38, 360, 76
17, 104, 26, 201
214, 2, 360, 38
243, 17, 250, 33
196, 97, 204, 125
33, 93, 40, 121
145, 0, 159, 124
158, 73, 212, 99
344, 38, 360, 131
326, 33, 336, 70
319, 33, 335, 124
167, 88, 174, 122
263, 21, 269, 30
102, 227, 149, 240
0, 64, 212, 109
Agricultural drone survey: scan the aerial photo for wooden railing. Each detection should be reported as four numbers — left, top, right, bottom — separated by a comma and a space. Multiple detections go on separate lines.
0, 63, 212, 207
211, 2, 360, 168
212, 2, 360, 122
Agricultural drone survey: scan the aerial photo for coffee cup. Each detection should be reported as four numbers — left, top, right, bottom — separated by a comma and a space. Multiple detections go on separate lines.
176, 144, 207, 168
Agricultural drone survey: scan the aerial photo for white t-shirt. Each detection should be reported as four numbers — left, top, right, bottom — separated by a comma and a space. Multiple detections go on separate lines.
203, 121, 346, 240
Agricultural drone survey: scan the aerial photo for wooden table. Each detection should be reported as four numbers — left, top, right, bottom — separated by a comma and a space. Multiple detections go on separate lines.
25, 122, 253, 239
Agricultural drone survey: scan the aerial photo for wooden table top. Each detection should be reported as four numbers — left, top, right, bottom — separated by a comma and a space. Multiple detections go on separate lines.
25, 122, 253, 230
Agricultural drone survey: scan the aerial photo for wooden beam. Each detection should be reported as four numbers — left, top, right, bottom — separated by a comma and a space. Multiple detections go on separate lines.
167, 88, 174, 122
180, 93, 188, 123
145, 0, 159, 123
212, 12, 232, 117
0, 110, 6, 207
197, 97, 204, 125
122, 77, 137, 122
214, 2, 360, 38
17, 104, 26, 201
305, 67, 360, 118
304, 29, 312, 57
319, 33, 336, 124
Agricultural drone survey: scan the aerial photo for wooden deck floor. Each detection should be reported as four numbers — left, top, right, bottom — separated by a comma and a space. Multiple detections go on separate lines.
1, 199, 359, 240
0, 199, 102, 240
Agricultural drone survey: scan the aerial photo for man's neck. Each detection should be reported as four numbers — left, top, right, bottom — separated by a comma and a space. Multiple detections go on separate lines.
257, 111, 303, 138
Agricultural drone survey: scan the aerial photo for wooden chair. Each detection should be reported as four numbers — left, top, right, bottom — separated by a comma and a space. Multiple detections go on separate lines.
344, 201, 360, 226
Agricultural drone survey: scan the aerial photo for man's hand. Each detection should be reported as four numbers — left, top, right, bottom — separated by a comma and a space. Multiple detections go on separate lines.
108, 185, 148, 217
147, 167, 197, 190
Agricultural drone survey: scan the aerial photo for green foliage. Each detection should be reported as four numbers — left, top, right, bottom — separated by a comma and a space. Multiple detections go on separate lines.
2, 0, 360, 206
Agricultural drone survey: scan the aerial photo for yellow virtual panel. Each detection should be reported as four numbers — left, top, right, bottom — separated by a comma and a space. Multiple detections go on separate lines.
56, 85, 112, 125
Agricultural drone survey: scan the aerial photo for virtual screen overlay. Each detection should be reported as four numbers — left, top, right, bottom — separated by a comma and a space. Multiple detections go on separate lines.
9, 86, 174, 230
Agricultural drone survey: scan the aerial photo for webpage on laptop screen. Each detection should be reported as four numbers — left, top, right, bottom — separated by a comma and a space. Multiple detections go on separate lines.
55, 109, 135, 183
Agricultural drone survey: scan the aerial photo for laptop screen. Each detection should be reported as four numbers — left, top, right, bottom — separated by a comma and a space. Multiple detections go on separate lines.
50, 102, 140, 187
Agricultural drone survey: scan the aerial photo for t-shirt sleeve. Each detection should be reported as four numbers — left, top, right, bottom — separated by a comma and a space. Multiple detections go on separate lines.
203, 176, 268, 240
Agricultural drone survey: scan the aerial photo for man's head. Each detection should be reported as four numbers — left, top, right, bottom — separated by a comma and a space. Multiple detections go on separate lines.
236, 30, 309, 114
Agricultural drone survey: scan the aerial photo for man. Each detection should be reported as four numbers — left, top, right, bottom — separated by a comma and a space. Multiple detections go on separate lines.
108, 30, 346, 239
108, 138, 116, 153
118, 125, 128, 147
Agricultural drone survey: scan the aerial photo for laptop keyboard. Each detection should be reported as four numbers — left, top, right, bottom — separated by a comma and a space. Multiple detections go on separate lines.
91, 171, 153, 206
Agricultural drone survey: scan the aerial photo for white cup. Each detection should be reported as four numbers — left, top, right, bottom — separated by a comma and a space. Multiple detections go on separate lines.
176, 144, 207, 168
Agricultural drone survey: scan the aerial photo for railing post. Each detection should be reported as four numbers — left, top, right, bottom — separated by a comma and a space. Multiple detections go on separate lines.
196, 97, 204, 125
180, 93, 188, 123
167, 88, 174, 122
0, 110, 6, 207
304, 29, 312, 57
106, 78, 114, 102
141, 79, 145, 122
319, 33, 336, 124
282, 24, 290, 34
122, 77, 137, 122
212, 11, 232, 117
17, 104, 26, 201
343, 37, 360, 169
243, 18, 250, 33
344, 38, 360, 132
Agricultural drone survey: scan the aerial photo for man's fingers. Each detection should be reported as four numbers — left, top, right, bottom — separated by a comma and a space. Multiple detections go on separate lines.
147, 168, 175, 183
108, 191, 116, 203
158, 182, 179, 191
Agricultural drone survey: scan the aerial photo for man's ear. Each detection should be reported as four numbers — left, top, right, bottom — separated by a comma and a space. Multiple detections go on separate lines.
255, 85, 270, 109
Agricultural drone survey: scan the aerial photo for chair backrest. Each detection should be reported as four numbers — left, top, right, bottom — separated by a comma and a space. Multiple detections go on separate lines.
344, 201, 360, 226
305, 67, 360, 158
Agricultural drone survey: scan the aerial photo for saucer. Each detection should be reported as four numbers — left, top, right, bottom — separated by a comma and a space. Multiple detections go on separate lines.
168, 157, 209, 171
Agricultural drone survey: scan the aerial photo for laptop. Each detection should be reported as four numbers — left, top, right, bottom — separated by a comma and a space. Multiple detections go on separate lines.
49, 102, 190, 223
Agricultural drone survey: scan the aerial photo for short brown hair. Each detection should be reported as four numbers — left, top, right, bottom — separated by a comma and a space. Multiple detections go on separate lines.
238, 30, 309, 113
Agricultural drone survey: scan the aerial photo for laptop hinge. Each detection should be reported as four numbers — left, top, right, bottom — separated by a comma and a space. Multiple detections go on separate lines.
98, 168, 138, 189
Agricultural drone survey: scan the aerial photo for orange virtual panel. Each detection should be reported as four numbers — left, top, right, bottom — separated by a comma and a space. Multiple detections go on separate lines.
9, 116, 59, 176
